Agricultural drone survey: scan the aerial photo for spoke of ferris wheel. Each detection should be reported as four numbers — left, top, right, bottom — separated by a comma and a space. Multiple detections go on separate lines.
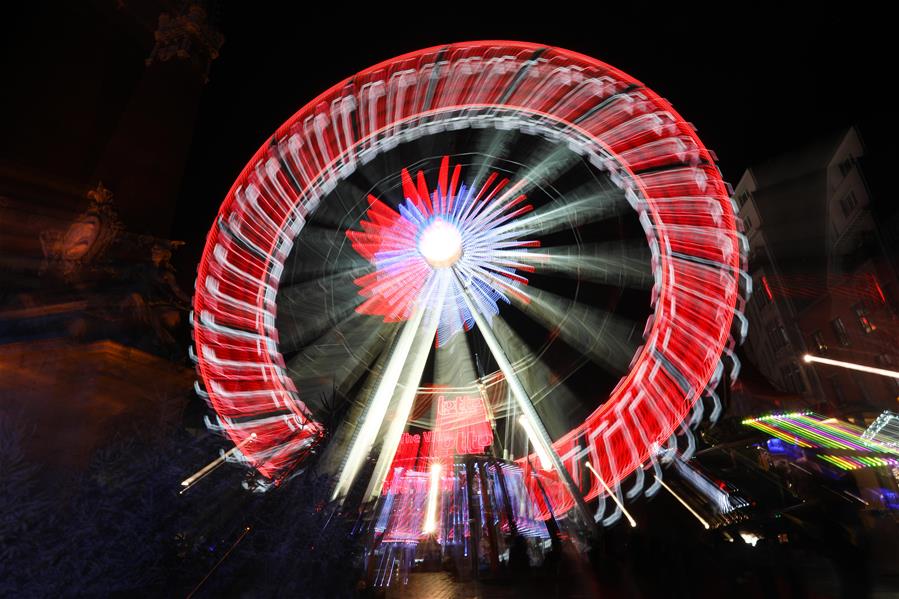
280, 309, 363, 357
435, 327, 479, 390
280, 221, 371, 258
488, 316, 582, 433
467, 127, 571, 203
332, 287, 436, 500
493, 185, 628, 239
284, 315, 390, 397
278, 263, 370, 297
464, 145, 577, 232
363, 276, 447, 500
469, 130, 518, 191
279, 286, 380, 354
452, 268, 596, 531
511, 285, 639, 375
505, 144, 579, 201
498, 242, 654, 290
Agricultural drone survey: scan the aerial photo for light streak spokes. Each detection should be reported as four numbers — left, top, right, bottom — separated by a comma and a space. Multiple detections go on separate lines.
455, 268, 594, 528
803, 354, 899, 379
333, 302, 430, 500
585, 461, 637, 527
364, 281, 446, 500
655, 475, 710, 530
423, 463, 443, 534
519, 415, 552, 471
180, 433, 257, 494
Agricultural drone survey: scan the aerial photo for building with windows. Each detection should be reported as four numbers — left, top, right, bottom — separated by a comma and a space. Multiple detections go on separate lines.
734, 126, 899, 421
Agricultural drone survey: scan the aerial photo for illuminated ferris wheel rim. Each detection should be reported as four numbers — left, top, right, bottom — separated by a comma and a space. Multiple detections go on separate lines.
193, 41, 748, 508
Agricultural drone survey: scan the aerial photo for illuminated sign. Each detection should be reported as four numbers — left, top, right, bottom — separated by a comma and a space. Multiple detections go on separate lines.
432, 395, 492, 457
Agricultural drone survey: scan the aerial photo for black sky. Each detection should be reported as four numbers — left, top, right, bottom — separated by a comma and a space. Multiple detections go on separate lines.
172, 8, 891, 273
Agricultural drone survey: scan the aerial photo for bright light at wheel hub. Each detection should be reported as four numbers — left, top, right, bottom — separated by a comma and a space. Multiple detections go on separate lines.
418, 219, 462, 268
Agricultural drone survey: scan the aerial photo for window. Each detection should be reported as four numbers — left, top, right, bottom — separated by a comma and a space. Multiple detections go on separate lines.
875, 354, 899, 393
829, 375, 847, 406
768, 325, 789, 351
744, 215, 753, 232
780, 365, 792, 391
831, 317, 850, 346
839, 192, 858, 217
852, 372, 872, 403
737, 192, 751, 208
781, 363, 806, 394
853, 302, 876, 333
839, 157, 853, 178
812, 330, 828, 353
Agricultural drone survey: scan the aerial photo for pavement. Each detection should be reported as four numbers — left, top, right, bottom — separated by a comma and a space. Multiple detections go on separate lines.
384, 571, 598, 599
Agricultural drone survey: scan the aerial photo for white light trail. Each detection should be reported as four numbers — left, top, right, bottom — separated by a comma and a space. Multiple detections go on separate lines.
519, 415, 552, 470
180, 433, 256, 494
510, 285, 638, 374
496, 186, 626, 238
454, 268, 595, 528
510, 245, 653, 290
655, 475, 710, 530
803, 354, 899, 379
518, 414, 553, 470
585, 461, 637, 528
364, 283, 446, 499
423, 463, 443, 534
332, 302, 429, 500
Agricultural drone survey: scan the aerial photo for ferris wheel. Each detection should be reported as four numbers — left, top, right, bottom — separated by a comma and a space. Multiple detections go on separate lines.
191, 41, 748, 527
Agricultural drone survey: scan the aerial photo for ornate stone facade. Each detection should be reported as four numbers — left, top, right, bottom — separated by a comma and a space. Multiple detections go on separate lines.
40, 182, 124, 277
146, 4, 224, 82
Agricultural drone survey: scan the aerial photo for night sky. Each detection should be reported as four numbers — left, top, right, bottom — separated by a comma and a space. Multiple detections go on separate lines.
172, 8, 891, 274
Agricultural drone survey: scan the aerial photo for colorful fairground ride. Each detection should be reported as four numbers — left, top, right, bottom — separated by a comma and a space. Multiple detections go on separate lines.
190, 41, 750, 585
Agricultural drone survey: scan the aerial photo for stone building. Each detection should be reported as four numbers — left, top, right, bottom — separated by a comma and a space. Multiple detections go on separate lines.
0, 2, 222, 468
735, 126, 899, 422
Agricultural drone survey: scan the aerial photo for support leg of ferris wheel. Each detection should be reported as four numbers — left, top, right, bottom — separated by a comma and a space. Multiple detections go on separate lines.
331, 285, 438, 501
363, 279, 447, 500
452, 268, 597, 535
